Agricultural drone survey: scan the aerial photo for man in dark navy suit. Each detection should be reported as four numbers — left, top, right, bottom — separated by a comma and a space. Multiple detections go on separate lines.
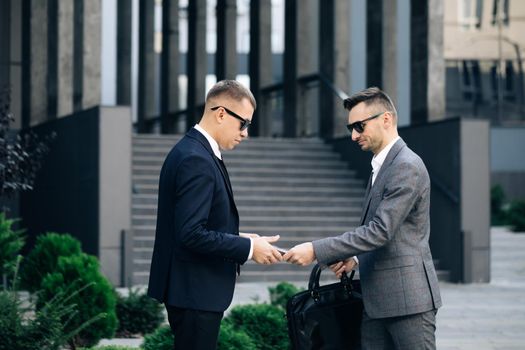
148, 80, 282, 349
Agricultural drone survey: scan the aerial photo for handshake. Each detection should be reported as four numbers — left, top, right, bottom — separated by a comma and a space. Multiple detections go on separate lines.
243, 233, 357, 276
245, 233, 318, 265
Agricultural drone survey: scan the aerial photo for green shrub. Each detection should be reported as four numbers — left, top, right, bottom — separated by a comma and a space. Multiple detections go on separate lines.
20, 232, 82, 292
218, 321, 256, 350
225, 304, 289, 350
39, 253, 118, 348
507, 200, 525, 232
142, 325, 173, 350
85, 346, 138, 350
116, 288, 164, 336
268, 281, 302, 310
0, 217, 24, 285
0, 213, 25, 284
491, 185, 508, 225
0, 286, 99, 350
0, 290, 21, 350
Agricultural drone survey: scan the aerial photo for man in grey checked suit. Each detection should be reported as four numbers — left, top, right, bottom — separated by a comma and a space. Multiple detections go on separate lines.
284, 87, 442, 349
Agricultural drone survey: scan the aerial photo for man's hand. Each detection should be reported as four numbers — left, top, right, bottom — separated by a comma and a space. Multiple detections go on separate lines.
329, 258, 357, 279
240, 232, 260, 239
252, 235, 283, 264
283, 242, 315, 266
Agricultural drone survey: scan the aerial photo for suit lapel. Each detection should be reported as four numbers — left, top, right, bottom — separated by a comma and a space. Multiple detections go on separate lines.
213, 156, 235, 199
372, 139, 406, 189
186, 128, 236, 202
359, 171, 374, 224
359, 139, 406, 224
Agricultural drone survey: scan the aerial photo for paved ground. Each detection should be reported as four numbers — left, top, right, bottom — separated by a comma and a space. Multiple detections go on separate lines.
102, 227, 525, 349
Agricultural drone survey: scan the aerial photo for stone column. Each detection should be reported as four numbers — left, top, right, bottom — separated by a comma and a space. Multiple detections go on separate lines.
297, 0, 318, 136
117, 0, 132, 106
30, 0, 48, 126
283, 0, 297, 137
427, 0, 445, 121
82, 0, 101, 110
367, 0, 382, 88
382, 0, 398, 106
160, 0, 179, 133
47, 0, 58, 119
137, 0, 156, 132
249, 0, 272, 136
411, 0, 445, 124
319, 0, 334, 138
99, 106, 132, 285
216, 0, 237, 80
10, 0, 23, 129
73, 0, 84, 112
57, 0, 74, 117
186, 0, 207, 129
332, 0, 351, 138
0, 0, 9, 89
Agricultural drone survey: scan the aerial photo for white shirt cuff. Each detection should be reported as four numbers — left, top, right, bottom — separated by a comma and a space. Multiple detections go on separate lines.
352, 256, 359, 264
247, 237, 254, 260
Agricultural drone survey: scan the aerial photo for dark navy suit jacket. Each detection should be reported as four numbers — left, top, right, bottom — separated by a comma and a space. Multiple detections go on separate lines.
147, 128, 251, 312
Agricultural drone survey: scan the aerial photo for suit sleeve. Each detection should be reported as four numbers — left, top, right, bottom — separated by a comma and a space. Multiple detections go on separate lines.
174, 155, 250, 263
313, 161, 425, 264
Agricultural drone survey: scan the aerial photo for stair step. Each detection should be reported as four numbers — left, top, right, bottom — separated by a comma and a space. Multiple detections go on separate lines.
133, 149, 342, 160
132, 175, 363, 187
133, 158, 347, 170
132, 217, 358, 227
133, 184, 365, 197
132, 205, 362, 217
132, 165, 355, 177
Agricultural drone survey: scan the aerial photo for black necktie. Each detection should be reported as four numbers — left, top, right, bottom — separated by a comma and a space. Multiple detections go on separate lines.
217, 157, 232, 185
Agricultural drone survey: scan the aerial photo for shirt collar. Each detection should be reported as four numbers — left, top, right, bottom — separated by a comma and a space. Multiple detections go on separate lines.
371, 136, 400, 174
194, 124, 222, 160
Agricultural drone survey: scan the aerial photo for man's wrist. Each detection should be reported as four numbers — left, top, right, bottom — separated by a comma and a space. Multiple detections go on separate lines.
247, 237, 254, 260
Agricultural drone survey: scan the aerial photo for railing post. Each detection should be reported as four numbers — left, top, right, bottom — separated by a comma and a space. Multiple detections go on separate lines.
121, 229, 134, 287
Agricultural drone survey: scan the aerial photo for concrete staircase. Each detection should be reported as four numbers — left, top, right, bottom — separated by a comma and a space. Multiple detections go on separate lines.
131, 134, 449, 284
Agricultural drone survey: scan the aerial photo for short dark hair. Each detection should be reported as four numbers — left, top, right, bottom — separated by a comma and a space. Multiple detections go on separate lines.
206, 80, 257, 109
343, 87, 397, 116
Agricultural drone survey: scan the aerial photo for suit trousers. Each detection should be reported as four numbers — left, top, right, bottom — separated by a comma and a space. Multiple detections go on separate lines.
166, 304, 223, 350
361, 309, 437, 350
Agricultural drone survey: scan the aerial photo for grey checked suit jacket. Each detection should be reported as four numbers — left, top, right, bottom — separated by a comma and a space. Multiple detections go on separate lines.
313, 139, 442, 319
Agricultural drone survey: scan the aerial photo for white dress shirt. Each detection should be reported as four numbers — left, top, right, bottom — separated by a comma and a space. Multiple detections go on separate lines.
371, 136, 401, 186
193, 125, 254, 260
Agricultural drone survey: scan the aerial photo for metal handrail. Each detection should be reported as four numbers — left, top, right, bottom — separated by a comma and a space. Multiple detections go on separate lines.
133, 103, 205, 129
260, 72, 349, 101
297, 73, 349, 101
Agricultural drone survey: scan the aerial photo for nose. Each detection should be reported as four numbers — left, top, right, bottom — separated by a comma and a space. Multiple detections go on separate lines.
241, 127, 249, 138
351, 129, 360, 141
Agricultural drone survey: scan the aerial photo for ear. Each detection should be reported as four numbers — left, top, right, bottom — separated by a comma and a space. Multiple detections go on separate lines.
383, 112, 393, 128
214, 107, 225, 125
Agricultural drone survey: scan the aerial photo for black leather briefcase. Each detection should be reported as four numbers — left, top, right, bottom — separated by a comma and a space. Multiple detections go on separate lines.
286, 264, 363, 350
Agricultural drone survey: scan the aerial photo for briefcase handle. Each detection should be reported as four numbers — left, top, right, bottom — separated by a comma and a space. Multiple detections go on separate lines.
308, 263, 355, 299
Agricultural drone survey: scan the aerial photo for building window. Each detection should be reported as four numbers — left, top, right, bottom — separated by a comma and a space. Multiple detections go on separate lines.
459, 0, 483, 29
491, 0, 510, 26
461, 60, 483, 102
490, 60, 517, 102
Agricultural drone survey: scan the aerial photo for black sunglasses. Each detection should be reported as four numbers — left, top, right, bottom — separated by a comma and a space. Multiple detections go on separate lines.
346, 111, 386, 134
211, 106, 251, 131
